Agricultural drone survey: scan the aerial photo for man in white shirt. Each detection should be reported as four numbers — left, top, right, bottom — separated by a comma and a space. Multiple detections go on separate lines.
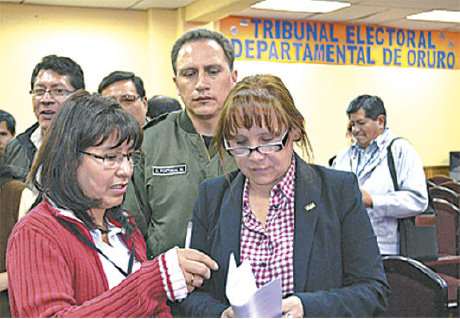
333, 94, 428, 255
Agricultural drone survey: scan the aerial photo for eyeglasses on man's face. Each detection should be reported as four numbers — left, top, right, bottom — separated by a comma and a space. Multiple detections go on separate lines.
80, 151, 141, 168
224, 129, 290, 157
29, 88, 75, 98
110, 95, 142, 106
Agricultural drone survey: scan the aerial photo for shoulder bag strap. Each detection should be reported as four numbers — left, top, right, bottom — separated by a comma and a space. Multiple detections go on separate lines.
386, 138, 402, 191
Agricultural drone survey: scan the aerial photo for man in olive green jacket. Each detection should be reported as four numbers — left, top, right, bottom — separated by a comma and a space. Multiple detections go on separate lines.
123, 29, 238, 259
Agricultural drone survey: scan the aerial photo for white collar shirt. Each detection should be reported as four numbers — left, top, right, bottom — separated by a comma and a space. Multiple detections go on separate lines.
56, 208, 142, 289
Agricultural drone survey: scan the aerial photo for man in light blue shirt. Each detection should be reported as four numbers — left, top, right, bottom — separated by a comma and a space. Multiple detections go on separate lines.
333, 95, 428, 255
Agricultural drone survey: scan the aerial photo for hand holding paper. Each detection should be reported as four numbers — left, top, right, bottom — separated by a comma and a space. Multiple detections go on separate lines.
225, 253, 282, 318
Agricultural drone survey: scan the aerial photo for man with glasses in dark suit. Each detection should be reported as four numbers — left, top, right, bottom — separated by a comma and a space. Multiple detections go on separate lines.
4, 54, 84, 181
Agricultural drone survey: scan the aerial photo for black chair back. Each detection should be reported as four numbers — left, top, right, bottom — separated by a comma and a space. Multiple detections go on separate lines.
431, 185, 459, 208
428, 175, 452, 186
433, 198, 460, 256
440, 181, 460, 195
381, 256, 448, 317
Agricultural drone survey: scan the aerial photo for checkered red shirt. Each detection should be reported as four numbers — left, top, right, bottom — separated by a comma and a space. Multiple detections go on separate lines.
240, 156, 295, 296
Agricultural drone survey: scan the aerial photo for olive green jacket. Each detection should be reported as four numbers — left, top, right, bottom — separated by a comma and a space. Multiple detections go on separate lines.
123, 110, 237, 259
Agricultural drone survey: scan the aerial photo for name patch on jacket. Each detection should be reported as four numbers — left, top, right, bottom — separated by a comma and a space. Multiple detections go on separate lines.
152, 165, 187, 176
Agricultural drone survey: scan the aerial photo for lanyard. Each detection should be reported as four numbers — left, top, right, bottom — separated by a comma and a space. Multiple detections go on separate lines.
354, 146, 379, 178
65, 221, 135, 277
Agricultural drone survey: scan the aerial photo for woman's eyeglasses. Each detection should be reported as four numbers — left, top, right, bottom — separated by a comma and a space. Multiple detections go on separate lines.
224, 129, 290, 157
80, 151, 141, 168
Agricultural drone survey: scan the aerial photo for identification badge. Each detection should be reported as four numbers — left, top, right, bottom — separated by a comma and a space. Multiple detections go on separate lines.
152, 165, 187, 176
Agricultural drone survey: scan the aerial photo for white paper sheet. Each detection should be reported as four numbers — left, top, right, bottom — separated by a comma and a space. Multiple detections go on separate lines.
225, 253, 282, 318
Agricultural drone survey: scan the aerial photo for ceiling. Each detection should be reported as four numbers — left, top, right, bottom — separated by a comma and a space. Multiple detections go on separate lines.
2, 0, 460, 31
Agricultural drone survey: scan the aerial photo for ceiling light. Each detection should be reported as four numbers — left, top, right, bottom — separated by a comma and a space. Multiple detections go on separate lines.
251, 0, 350, 13
407, 10, 460, 23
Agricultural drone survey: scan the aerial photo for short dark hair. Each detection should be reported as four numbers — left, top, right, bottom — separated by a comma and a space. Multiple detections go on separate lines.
147, 95, 181, 118
346, 94, 386, 125
97, 71, 146, 98
29, 91, 142, 236
0, 110, 16, 135
31, 55, 85, 90
171, 28, 235, 75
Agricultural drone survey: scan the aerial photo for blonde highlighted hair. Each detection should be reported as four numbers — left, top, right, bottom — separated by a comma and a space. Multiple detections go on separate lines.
214, 74, 313, 162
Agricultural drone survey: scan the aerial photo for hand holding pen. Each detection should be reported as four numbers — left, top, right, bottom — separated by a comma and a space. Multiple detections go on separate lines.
177, 220, 218, 292
185, 220, 193, 249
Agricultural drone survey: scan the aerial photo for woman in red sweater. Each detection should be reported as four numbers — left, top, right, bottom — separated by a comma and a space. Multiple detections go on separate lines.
6, 91, 217, 317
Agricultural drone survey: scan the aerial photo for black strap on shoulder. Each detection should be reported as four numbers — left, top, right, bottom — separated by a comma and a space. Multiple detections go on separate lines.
64, 220, 135, 277
387, 138, 436, 216
386, 138, 402, 191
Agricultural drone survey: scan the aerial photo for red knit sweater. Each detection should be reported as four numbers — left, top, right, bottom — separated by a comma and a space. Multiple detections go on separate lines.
6, 200, 173, 317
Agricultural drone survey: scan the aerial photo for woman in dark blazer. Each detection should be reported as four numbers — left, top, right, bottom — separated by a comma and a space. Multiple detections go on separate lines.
174, 74, 389, 317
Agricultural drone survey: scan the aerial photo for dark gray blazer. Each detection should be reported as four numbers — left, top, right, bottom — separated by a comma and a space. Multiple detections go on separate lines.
174, 154, 389, 317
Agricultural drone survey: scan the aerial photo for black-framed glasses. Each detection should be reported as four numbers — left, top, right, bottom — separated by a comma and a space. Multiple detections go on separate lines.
29, 88, 75, 98
80, 151, 141, 168
110, 95, 142, 106
224, 129, 290, 157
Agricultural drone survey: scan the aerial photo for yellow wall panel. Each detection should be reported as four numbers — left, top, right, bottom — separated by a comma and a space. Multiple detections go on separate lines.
0, 3, 458, 167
